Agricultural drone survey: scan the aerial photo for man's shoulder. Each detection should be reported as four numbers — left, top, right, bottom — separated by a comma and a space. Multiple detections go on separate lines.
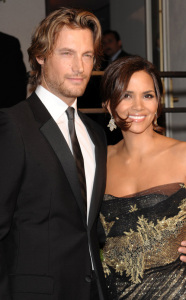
1, 100, 27, 113
0, 93, 37, 121
118, 49, 132, 58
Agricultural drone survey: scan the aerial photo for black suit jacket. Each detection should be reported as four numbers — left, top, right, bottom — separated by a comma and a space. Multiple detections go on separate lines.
0, 93, 107, 300
0, 32, 27, 108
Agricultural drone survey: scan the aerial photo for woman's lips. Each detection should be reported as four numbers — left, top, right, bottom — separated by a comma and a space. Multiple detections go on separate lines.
128, 115, 146, 122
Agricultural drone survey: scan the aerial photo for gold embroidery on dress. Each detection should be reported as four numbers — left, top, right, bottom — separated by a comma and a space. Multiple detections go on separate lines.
100, 213, 115, 236
179, 183, 186, 189
101, 198, 186, 284
129, 204, 138, 213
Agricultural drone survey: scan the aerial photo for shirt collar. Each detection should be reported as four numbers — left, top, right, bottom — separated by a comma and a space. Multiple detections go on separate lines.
111, 49, 122, 62
35, 85, 78, 121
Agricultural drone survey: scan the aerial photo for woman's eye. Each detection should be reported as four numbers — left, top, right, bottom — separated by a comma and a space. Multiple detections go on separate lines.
123, 93, 131, 99
144, 94, 154, 99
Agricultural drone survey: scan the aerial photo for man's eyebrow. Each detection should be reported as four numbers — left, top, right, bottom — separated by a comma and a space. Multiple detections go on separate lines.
83, 50, 94, 55
55, 48, 94, 54
56, 47, 74, 52
84, 50, 94, 53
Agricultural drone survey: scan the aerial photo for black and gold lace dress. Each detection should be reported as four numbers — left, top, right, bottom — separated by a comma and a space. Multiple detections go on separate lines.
100, 183, 186, 299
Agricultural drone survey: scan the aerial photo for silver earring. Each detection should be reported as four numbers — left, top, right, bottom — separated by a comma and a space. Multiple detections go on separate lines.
154, 112, 158, 126
108, 115, 117, 131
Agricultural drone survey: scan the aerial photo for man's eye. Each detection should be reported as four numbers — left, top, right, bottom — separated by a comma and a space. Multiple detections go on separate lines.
61, 52, 71, 56
84, 54, 94, 59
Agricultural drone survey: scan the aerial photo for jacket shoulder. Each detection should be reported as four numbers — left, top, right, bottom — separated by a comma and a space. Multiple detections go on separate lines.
0, 94, 39, 127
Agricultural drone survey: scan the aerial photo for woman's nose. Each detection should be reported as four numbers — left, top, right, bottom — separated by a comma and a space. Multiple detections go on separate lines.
132, 97, 143, 110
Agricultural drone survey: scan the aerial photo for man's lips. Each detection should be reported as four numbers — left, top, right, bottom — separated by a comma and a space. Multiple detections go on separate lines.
68, 77, 84, 80
67, 76, 86, 84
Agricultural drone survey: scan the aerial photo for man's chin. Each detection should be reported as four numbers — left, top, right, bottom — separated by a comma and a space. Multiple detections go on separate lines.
59, 82, 89, 99
69, 87, 87, 98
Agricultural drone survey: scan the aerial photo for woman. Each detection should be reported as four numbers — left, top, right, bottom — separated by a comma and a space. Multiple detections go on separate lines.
99, 56, 186, 299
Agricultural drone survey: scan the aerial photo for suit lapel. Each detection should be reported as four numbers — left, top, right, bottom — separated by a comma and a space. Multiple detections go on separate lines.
88, 141, 105, 229
28, 93, 87, 226
78, 112, 106, 229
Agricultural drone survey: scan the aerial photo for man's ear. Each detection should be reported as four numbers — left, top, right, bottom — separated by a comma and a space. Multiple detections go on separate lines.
118, 40, 122, 48
36, 57, 45, 65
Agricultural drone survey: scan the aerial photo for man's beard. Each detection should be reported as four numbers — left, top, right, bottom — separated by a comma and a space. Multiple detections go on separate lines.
42, 70, 90, 100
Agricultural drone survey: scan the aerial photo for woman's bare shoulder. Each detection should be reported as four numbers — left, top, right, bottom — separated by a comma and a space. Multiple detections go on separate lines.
107, 140, 123, 158
158, 134, 186, 150
172, 139, 186, 156
160, 135, 186, 162
167, 136, 186, 151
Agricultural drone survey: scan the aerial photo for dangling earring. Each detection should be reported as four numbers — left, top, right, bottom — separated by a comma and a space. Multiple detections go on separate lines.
108, 115, 117, 131
154, 112, 158, 126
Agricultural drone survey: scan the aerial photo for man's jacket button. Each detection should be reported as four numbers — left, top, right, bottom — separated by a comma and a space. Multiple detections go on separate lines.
85, 275, 92, 283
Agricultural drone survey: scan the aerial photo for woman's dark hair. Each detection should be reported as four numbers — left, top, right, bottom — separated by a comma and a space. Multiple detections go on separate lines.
102, 55, 164, 132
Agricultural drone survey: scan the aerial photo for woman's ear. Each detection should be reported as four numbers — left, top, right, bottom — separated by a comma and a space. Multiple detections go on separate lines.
107, 101, 111, 115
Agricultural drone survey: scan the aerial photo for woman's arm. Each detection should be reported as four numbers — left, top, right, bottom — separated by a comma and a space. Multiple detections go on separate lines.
178, 241, 186, 262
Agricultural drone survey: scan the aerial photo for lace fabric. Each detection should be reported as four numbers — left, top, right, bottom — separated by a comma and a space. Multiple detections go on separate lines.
100, 183, 186, 299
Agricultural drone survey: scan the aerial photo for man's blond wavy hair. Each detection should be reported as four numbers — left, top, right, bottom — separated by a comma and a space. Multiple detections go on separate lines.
28, 7, 102, 88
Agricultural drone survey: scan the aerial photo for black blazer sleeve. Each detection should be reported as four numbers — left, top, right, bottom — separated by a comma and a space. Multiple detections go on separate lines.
0, 110, 24, 298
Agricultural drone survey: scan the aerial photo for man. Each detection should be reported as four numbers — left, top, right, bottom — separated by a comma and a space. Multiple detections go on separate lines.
0, 31, 27, 108
100, 30, 132, 70
0, 7, 107, 300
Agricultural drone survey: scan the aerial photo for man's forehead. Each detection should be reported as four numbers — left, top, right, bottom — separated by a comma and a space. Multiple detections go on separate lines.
103, 34, 116, 42
54, 26, 93, 44
53, 26, 94, 53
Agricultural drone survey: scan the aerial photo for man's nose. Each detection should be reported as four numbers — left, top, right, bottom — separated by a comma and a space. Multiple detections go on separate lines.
72, 55, 84, 74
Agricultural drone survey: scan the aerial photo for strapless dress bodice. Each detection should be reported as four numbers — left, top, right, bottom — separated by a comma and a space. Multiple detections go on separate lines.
100, 183, 186, 299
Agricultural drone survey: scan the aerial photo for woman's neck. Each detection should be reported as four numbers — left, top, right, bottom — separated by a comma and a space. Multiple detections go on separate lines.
120, 129, 159, 158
